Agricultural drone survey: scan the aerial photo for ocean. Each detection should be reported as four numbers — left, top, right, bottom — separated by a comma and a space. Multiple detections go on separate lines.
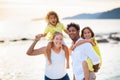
0, 19, 120, 39
0, 19, 120, 80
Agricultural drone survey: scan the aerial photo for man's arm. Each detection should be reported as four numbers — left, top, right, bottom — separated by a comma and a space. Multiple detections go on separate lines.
84, 43, 100, 72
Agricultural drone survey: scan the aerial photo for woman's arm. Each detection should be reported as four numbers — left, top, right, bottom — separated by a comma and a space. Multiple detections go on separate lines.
26, 35, 46, 56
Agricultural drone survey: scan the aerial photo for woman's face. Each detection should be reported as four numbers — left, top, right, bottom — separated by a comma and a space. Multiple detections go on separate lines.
83, 29, 92, 39
53, 34, 63, 48
48, 15, 58, 26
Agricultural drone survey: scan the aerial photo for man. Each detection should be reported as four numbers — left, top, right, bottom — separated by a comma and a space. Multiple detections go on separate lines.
67, 23, 100, 80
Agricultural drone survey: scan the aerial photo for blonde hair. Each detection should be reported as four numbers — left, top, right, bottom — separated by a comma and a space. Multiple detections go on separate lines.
52, 32, 63, 40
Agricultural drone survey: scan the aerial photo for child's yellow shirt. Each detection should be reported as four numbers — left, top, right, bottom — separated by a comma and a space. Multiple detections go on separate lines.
44, 23, 65, 40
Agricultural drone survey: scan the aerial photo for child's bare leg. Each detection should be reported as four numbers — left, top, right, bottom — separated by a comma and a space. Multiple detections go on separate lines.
62, 45, 69, 68
73, 74, 76, 80
46, 42, 52, 64
82, 61, 89, 80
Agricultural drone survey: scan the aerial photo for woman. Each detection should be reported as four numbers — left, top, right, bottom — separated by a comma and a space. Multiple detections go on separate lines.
26, 32, 70, 80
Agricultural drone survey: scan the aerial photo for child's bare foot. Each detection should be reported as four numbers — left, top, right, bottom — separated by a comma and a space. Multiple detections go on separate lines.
66, 63, 69, 69
48, 59, 52, 65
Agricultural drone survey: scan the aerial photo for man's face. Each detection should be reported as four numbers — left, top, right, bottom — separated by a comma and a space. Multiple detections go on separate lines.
68, 26, 79, 40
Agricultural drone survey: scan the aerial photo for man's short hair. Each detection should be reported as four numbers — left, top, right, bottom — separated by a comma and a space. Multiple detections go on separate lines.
67, 23, 80, 31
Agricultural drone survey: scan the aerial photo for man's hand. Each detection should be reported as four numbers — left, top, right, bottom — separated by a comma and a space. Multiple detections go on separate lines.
93, 64, 100, 72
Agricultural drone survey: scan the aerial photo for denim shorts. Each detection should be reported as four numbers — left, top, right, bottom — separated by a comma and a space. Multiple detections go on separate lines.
44, 73, 70, 80
89, 71, 96, 80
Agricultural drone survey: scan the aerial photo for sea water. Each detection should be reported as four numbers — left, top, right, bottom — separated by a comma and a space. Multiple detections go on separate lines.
0, 19, 120, 39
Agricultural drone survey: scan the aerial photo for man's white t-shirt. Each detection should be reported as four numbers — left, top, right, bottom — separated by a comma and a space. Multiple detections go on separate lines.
71, 38, 100, 80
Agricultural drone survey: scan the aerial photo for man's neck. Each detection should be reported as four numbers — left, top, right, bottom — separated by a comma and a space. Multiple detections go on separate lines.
73, 36, 80, 44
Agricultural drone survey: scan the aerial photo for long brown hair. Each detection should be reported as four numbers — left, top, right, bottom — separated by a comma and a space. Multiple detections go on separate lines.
81, 27, 94, 39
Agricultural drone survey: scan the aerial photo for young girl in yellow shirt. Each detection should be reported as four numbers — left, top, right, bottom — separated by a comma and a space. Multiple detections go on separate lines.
37, 11, 69, 68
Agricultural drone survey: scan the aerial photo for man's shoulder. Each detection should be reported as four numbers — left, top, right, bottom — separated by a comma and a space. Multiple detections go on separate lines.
78, 38, 91, 46
77, 38, 83, 41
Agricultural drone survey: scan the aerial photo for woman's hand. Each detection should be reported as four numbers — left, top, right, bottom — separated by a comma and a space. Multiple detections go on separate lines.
35, 34, 42, 41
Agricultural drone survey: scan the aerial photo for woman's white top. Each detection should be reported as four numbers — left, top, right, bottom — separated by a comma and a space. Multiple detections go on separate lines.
45, 49, 66, 79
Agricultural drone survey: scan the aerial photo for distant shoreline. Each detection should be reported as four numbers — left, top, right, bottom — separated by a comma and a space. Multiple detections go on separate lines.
0, 32, 120, 44
63, 7, 120, 20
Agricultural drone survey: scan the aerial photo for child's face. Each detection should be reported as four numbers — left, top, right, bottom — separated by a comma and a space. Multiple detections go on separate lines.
53, 34, 63, 48
83, 29, 92, 39
48, 15, 58, 26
